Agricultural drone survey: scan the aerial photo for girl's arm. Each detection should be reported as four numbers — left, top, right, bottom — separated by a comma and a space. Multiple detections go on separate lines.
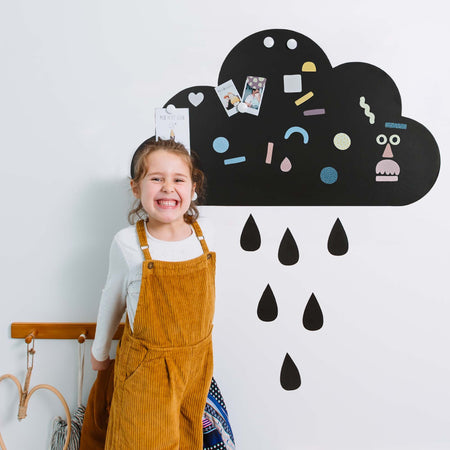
91, 238, 128, 370
91, 349, 111, 370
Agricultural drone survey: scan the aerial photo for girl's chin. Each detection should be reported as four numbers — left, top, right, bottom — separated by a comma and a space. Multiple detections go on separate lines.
147, 213, 186, 225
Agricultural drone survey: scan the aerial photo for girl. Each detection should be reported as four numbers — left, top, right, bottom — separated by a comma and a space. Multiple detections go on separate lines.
91, 138, 215, 449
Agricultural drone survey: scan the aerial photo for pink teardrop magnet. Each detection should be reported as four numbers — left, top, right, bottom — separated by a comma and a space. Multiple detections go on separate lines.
280, 157, 292, 172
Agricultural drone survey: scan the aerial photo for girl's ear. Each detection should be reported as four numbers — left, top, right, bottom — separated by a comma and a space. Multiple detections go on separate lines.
130, 180, 140, 199
191, 182, 197, 198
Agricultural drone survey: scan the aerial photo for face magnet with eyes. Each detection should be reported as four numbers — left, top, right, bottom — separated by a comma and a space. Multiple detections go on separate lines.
375, 123, 404, 182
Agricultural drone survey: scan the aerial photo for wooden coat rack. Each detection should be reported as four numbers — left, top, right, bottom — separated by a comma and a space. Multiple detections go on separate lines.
11, 323, 125, 342
3, 323, 123, 450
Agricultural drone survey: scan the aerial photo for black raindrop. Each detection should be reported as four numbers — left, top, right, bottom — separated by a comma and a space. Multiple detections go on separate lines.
280, 353, 301, 390
240, 214, 261, 251
303, 293, 323, 331
278, 228, 299, 265
257, 284, 278, 322
327, 218, 348, 255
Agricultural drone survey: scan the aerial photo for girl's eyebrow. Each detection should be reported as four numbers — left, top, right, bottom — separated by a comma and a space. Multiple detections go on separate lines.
146, 171, 189, 177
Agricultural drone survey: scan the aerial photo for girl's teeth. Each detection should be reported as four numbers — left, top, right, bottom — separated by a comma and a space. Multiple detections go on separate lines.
159, 200, 176, 206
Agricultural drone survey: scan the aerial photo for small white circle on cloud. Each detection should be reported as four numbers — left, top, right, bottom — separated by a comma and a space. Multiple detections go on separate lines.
264, 36, 274, 48
287, 39, 297, 50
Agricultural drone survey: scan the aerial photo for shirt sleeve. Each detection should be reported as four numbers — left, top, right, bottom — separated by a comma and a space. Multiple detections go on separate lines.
91, 237, 128, 361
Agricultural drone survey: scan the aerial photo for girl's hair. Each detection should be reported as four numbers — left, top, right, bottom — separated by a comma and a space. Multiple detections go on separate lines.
128, 138, 206, 225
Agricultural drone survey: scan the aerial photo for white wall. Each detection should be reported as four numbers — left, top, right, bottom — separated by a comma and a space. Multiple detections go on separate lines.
1, 0, 449, 448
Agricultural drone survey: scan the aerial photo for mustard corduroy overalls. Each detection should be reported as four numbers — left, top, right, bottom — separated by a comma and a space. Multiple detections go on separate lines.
105, 219, 215, 450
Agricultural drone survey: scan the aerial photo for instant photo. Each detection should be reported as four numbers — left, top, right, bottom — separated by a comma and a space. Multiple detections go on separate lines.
215, 79, 242, 117
242, 76, 267, 116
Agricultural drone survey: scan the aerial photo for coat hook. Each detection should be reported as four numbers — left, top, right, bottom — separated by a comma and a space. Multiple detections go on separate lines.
25, 331, 36, 344
78, 332, 87, 344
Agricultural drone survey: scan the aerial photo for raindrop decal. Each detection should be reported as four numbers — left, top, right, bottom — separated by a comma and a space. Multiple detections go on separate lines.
280, 353, 301, 390
278, 228, 299, 265
327, 218, 349, 255
303, 293, 323, 331
240, 214, 261, 251
257, 284, 278, 322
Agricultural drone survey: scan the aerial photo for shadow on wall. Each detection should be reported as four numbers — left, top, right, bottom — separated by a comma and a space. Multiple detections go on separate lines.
57, 178, 133, 318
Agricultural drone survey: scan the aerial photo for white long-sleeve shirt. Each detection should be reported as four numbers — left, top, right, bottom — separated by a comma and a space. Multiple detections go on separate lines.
92, 219, 213, 362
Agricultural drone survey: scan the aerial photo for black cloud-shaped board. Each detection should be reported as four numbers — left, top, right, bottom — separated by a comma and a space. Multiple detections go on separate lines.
162, 29, 440, 206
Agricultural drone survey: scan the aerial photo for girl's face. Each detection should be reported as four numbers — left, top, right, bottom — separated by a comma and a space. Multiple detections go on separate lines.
132, 149, 195, 229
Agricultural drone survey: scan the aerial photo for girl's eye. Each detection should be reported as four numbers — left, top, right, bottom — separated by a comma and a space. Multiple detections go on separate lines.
151, 177, 162, 182
175, 178, 185, 183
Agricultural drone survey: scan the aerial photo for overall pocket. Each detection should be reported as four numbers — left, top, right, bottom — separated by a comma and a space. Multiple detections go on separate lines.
123, 340, 149, 383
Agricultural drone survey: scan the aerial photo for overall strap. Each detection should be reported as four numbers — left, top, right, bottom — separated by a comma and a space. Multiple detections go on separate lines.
191, 221, 210, 254
136, 220, 152, 260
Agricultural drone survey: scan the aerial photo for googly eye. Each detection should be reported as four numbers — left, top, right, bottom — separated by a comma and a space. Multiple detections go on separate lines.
389, 134, 400, 145
376, 134, 388, 145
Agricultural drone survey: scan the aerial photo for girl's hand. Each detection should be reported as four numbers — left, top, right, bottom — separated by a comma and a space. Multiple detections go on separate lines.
91, 349, 111, 371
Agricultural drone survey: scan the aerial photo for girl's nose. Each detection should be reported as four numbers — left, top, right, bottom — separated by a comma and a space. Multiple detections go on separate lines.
162, 182, 174, 192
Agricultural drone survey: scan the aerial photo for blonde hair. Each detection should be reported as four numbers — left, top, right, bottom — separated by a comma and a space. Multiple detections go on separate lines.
128, 138, 206, 225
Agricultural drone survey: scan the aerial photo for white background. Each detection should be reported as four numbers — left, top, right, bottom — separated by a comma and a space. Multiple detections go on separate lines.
1, 1, 449, 449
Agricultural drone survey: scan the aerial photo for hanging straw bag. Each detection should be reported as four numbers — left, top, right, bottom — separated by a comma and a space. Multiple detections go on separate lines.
51, 336, 86, 449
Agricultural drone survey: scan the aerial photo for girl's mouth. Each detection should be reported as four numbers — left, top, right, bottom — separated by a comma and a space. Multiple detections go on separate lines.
157, 200, 178, 208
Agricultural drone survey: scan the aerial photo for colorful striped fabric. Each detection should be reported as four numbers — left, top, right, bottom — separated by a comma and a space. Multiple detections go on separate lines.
203, 377, 235, 450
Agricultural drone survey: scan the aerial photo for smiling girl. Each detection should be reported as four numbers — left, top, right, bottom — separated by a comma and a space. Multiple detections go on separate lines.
91, 138, 215, 449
